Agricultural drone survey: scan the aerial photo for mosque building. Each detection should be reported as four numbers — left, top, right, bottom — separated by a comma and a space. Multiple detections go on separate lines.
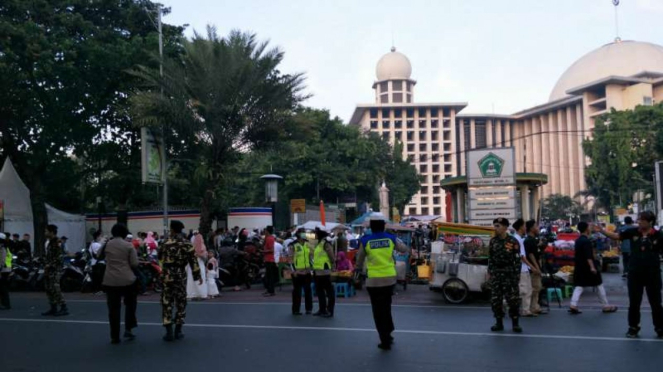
350, 40, 663, 220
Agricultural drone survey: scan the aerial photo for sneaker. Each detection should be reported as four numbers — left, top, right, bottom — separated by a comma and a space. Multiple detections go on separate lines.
41, 306, 58, 316
110, 338, 121, 345
625, 327, 640, 338
123, 331, 136, 340
55, 306, 69, 316
491, 322, 504, 332
292, 312, 303, 316
377, 343, 391, 350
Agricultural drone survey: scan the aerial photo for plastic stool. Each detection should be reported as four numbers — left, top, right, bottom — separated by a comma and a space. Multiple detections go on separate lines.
334, 282, 355, 298
564, 285, 574, 298
547, 288, 563, 303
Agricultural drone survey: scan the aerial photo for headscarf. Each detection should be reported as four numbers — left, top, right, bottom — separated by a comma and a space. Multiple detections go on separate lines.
145, 232, 157, 247
336, 251, 353, 271
193, 233, 207, 258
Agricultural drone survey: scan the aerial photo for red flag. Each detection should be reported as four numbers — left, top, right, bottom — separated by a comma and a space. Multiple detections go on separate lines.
320, 200, 326, 226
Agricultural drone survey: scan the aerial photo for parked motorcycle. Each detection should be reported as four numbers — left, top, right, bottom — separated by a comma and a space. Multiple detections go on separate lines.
8, 256, 39, 291
61, 253, 87, 292
137, 257, 162, 293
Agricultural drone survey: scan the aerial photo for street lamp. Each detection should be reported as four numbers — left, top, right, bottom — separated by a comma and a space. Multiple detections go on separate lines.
261, 174, 283, 228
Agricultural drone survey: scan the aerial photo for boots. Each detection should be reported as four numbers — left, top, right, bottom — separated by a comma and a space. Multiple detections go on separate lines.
512, 317, 522, 333
163, 324, 174, 341
175, 324, 184, 340
55, 304, 69, 316
41, 304, 58, 316
490, 318, 504, 332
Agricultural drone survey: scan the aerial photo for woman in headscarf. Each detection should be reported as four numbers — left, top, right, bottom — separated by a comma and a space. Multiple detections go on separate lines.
336, 251, 354, 272
186, 232, 208, 300
144, 232, 158, 257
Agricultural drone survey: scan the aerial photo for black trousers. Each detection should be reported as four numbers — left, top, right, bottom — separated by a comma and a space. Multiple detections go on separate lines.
622, 253, 631, 274
367, 285, 395, 344
292, 273, 313, 313
264, 262, 278, 294
104, 284, 138, 341
627, 269, 663, 330
92, 264, 106, 292
0, 272, 10, 308
315, 275, 335, 314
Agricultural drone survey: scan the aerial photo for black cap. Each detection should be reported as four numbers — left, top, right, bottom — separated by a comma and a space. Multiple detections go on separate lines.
170, 220, 185, 234
493, 217, 510, 227
61, 236, 68, 240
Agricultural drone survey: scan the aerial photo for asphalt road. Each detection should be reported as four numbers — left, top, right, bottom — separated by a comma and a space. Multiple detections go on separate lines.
1, 289, 662, 372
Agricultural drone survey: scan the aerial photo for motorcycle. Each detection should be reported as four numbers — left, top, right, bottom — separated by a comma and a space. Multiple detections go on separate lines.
8, 256, 42, 291
137, 257, 162, 293
61, 253, 87, 292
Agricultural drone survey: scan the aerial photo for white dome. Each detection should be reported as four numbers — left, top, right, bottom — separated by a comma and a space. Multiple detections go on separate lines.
549, 40, 663, 101
376, 47, 412, 81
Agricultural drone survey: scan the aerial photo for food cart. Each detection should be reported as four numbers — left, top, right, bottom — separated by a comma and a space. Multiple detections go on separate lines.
429, 222, 494, 304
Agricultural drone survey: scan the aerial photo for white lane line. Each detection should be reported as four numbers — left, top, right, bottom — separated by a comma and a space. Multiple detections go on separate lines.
0, 317, 660, 343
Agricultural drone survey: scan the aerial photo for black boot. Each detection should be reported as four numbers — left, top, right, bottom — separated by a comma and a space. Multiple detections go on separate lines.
41, 304, 58, 316
175, 324, 184, 340
491, 318, 504, 332
163, 324, 174, 341
55, 304, 69, 316
512, 317, 522, 333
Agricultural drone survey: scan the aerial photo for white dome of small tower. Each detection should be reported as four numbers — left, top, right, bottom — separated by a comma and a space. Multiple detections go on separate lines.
373, 47, 417, 104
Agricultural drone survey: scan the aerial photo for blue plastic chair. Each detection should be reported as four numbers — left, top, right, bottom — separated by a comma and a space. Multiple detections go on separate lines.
334, 282, 355, 298
547, 288, 563, 305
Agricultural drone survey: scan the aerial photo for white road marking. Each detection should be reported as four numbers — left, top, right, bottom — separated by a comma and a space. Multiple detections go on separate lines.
0, 317, 661, 343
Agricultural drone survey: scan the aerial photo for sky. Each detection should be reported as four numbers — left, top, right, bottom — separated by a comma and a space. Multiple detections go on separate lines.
159, 0, 663, 122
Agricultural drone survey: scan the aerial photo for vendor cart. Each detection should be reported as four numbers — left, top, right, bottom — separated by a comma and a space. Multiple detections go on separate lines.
429, 222, 494, 304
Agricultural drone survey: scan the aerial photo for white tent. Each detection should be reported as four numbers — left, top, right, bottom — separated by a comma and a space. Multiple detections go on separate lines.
296, 220, 343, 232
0, 158, 86, 253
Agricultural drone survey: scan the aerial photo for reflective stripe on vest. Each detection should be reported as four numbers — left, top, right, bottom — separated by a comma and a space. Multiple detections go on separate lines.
365, 238, 396, 278
293, 242, 311, 270
313, 242, 331, 270
4, 247, 11, 269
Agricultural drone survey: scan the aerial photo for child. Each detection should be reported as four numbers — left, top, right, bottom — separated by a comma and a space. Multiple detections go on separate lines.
207, 250, 220, 298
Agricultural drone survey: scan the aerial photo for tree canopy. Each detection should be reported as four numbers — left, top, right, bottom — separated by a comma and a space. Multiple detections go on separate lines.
541, 193, 583, 221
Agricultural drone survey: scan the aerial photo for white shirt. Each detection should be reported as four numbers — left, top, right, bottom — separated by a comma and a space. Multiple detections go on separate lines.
89, 241, 104, 265
513, 234, 529, 273
274, 242, 284, 263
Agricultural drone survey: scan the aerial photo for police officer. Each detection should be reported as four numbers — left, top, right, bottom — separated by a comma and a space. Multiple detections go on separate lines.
291, 228, 313, 315
42, 224, 69, 316
312, 228, 335, 317
0, 233, 11, 310
355, 217, 408, 350
159, 220, 203, 341
488, 217, 522, 333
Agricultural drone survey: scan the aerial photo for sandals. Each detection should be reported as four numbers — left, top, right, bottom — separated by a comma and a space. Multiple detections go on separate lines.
568, 307, 582, 315
602, 306, 618, 313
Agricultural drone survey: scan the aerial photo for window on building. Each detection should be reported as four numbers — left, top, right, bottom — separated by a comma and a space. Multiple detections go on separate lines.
393, 93, 403, 103
418, 119, 426, 129
445, 164, 452, 172
421, 197, 429, 205
433, 186, 440, 194
395, 131, 402, 140
421, 207, 429, 215
382, 120, 390, 129
382, 133, 390, 140
395, 108, 402, 118
409, 207, 417, 215
407, 155, 415, 162
406, 82, 412, 92
406, 108, 414, 117
433, 207, 441, 215
432, 154, 439, 162
443, 118, 451, 128
475, 121, 487, 148
419, 154, 427, 162
395, 120, 402, 128
370, 109, 378, 119
382, 108, 390, 118
419, 131, 426, 141
431, 131, 439, 141
444, 154, 451, 162
370, 121, 378, 129
407, 131, 414, 141
464, 121, 471, 150
407, 143, 414, 152
379, 81, 388, 92
406, 94, 412, 103
431, 119, 438, 128
443, 131, 450, 141
444, 143, 451, 152
407, 120, 414, 129
432, 164, 440, 173
421, 186, 428, 194
393, 81, 403, 90
644, 96, 653, 106
433, 197, 440, 204
418, 108, 427, 118
433, 175, 440, 183
420, 164, 428, 173
432, 143, 439, 151
380, 95, 389, 103
431, 108, 439, 117
419, 143, 427, 152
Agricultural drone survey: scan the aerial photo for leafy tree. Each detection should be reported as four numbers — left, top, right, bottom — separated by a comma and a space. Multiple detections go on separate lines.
0, 0, 184, 253
582, 103, 663, 215
542, 193, 583, 221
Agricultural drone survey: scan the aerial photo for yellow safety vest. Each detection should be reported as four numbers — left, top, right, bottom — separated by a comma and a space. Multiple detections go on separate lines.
293, 242, 311, 270
313, 241, 331, 270
364, 237, 396, 278
4, 247, 11, 269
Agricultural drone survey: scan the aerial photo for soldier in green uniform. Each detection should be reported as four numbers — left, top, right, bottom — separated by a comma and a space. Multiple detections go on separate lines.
42, 224, 69, 316
159, 220, 202, 341
488, 217, 522, 333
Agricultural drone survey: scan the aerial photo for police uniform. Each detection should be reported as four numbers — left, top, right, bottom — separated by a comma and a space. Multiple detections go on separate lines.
0, 233, 11, 310
488, 218, 521, 332
291, 238, 313, 315
312, 239, 335, 317
159, 223, 201, 340
43, 237, 68, 316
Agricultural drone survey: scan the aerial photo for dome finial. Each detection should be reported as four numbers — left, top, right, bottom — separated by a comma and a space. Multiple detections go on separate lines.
390, 46, 396, 52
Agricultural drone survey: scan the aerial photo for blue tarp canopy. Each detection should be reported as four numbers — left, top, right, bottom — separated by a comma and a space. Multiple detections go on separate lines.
350, 211, 392, 226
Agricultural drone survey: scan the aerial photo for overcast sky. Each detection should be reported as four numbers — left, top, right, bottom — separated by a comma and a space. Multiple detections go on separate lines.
159, 0, 663, 122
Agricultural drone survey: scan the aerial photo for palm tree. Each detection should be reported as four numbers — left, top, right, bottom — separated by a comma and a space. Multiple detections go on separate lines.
130, 27, 308, 233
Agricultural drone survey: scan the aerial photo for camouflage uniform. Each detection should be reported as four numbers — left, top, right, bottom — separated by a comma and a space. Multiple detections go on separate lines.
44, 238, 66, 306
488, 234, 521, 319
159, 235, 201, 326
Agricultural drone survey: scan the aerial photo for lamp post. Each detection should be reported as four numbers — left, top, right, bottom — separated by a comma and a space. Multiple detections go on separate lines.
96, 196, 102, 233
261, 174, 283, 229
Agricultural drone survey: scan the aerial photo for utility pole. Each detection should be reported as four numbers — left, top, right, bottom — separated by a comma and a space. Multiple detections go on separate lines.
157, 4, 169, 238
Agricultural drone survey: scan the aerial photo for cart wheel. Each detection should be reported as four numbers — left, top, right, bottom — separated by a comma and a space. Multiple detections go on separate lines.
442, 278, 469, 304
